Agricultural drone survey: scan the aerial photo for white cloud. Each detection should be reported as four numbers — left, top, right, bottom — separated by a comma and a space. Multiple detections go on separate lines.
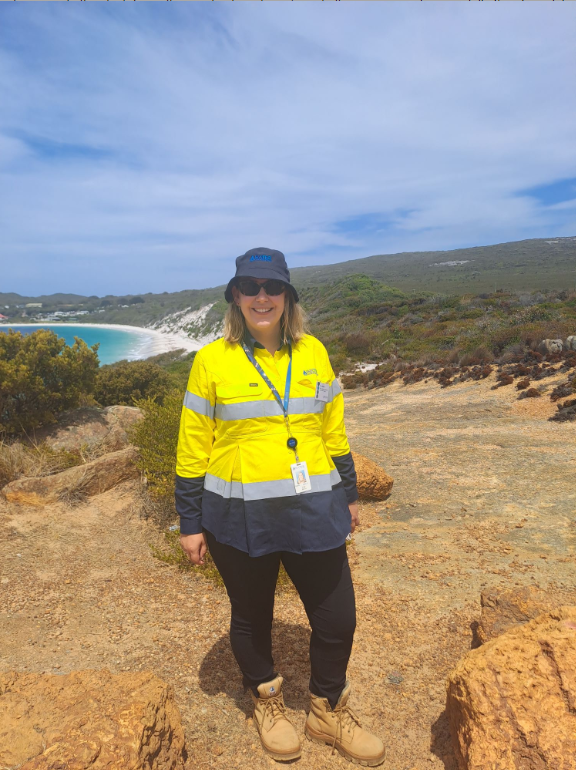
0, 2, 575, 295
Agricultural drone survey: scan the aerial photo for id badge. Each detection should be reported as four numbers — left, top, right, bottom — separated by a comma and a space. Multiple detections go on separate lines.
315, 381, 329, 402
291, 461, 312, 494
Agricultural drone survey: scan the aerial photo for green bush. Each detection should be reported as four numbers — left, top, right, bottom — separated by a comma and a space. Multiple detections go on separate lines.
0, 329, 99, 435
130, 389, 182, 500
94, 360, 172, 407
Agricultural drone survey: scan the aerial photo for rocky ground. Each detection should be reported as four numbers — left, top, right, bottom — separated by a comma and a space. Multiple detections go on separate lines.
1, 369, 575, 770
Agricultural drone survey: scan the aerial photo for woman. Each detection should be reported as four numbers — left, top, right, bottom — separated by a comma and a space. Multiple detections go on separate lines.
175, 247, 385, 766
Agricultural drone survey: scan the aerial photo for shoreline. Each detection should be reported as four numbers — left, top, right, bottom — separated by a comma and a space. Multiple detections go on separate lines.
0, 322, 198, 358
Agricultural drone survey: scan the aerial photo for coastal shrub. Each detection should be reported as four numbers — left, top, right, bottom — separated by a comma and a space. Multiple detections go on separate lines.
163, 352, 196, 391
130, 389, 182, 501
0, 329, 99, 435
344, 331, 373, 357
459, 346, 493, 367
94, 360, 172, 407
329, 352, 349, 376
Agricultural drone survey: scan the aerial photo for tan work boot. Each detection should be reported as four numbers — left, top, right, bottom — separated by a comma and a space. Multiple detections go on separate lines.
250, 675, 301, 762
305, 681, 386, 766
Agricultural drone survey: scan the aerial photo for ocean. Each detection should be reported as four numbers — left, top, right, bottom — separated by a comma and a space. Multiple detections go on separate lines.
0, 325, 155, 366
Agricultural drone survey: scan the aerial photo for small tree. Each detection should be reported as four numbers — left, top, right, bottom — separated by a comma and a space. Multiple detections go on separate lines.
0, 329, 99, 435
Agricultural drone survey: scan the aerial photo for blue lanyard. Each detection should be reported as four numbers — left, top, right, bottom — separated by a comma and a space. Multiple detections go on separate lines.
241, 341, 292, 416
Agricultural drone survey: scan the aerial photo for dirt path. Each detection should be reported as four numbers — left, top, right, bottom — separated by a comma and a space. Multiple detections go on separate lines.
1, 371, 575, 770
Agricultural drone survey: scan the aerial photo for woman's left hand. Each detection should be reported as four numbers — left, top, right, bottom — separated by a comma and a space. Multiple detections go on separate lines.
349, 501, 360, 533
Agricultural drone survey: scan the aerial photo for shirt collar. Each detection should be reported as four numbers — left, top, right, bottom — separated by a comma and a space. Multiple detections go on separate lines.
243, 331, 290, 354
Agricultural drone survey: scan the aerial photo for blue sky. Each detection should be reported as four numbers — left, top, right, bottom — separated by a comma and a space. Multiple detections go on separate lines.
1, 3, 575, 296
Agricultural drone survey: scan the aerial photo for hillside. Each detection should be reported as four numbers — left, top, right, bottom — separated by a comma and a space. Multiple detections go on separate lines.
2, 236, 575, 314
291, 236, 576, 295
2, 236, 575, 369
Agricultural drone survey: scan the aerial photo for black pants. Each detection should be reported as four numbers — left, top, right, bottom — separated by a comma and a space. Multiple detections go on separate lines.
204, 529, 356, 709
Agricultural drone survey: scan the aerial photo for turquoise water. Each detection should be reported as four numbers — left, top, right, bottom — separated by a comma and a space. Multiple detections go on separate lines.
0, 325, 154, 366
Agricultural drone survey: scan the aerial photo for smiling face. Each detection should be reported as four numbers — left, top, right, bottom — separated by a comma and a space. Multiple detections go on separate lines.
231, 277, 286, 340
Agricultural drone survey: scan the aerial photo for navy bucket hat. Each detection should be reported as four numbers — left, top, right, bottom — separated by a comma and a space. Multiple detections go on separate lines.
224, 247, 299, 303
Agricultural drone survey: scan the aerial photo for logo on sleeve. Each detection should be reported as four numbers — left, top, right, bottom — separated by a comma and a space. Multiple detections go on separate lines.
303, 369, 317, 376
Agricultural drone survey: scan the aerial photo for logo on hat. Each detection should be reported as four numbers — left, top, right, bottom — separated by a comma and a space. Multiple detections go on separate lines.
250, 254, 272, 262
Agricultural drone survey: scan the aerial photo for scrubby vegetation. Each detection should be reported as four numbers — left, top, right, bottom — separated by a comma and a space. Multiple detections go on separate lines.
144, 349, 197, 391
130, 390, 183, 501
94, 360, 173, 407
92, 349, 196, 408
309, 282, 576, 375
0, 329, 99, 435
0, 440, 85, 491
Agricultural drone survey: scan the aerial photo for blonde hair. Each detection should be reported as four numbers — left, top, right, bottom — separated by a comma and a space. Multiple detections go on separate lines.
223, 287, 308, 345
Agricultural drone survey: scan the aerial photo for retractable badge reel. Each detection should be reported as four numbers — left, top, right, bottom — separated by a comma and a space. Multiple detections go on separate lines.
287, 430, 311, 494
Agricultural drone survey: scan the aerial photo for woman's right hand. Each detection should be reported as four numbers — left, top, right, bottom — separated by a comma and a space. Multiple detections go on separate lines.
180, 533, 207, 565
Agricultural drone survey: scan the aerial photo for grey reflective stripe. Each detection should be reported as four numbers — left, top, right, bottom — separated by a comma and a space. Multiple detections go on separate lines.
205, 471, 341, 501
183, 391, 215, 420
214, 390, 342, 422
329, 380, 342, 399
330, 468, 342, 486
215, 400, 281, 421
290, 397, 325, 415
204, 474, 243, 499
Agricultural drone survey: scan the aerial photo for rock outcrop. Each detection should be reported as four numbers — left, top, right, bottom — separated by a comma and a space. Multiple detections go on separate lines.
32, 405, 143, 454
447, 607, 576, 770
476, 586, 576, 644
1, 446, 140, 505
0, 669, 186, 770
538, 338, 563, 355
352, 452, 394, 500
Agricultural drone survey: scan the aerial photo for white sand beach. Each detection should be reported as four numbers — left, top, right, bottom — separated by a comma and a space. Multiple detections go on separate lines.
0, 322, 197, 358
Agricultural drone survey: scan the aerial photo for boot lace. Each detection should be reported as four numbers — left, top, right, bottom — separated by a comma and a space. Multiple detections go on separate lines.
331, 704, 362, 754
262, 694, 288, 727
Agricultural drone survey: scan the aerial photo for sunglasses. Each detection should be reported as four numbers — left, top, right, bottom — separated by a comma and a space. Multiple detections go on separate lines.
237, 279, 286, 297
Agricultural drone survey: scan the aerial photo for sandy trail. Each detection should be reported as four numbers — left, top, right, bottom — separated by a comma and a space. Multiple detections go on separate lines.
1, 371, 575, 770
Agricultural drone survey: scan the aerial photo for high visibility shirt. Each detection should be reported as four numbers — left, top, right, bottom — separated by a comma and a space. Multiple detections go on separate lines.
175, 333, 358, 557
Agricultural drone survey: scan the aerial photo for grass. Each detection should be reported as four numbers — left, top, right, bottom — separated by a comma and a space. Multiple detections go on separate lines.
0, 440, 85, 490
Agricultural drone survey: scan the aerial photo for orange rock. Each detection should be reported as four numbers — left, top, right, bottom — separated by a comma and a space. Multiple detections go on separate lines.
447, 607, 576, 770
352, 452, 393, 501
477, 586, 576, 644
0, 669, 186, 770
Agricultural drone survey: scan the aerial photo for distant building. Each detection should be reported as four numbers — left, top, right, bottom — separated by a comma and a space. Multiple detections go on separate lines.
0, 314, 7, 320
25, 303, 43, 308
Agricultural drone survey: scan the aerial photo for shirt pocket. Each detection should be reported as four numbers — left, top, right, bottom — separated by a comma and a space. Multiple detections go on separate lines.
215, 383, 271, 435
216, 383, 263, 401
